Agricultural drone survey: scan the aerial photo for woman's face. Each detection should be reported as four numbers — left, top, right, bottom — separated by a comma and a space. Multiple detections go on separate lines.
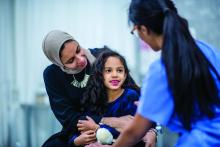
103, 56, 127, 91
131, 25, 161, 51
60, 41, 87, 71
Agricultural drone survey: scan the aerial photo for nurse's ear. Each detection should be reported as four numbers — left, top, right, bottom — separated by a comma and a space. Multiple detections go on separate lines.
139, 25, 152, 36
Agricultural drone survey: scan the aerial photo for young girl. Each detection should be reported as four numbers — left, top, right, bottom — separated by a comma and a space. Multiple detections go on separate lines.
73, 50, 156, 146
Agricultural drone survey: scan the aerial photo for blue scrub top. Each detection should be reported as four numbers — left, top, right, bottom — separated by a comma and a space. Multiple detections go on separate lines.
138, 40, 220, 146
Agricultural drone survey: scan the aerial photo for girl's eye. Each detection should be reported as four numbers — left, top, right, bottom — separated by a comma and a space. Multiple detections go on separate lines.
117, 68, 124, 73
117, 69, 123, 73
105, 69, 111, 73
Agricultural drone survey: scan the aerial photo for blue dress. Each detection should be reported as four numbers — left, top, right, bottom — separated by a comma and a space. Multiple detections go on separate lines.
104, 88, 139, 117
100, 88, 139, 138
69, 88, 140, 144
137, 40, 220, 147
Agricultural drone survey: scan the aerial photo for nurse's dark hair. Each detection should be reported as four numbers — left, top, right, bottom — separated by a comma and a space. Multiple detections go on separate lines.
81, 46, 140, 114
129, 0, 220, 130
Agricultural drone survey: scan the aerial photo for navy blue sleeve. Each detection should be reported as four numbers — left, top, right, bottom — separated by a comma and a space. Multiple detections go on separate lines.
43, 67, 82, 134
122, 90, 139, 116
124, 90, 156, 128
98, 90, 140, 139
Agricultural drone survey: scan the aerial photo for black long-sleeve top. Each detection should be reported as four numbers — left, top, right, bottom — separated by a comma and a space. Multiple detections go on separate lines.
43, 48, 104, 139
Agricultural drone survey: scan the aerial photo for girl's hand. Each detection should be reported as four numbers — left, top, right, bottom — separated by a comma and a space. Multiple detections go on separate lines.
77, 116, 99, 133
74, 130, 97, 146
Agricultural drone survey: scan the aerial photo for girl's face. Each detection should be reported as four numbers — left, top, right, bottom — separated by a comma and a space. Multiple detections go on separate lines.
60, 41, 87, 71
103, 56, 127, 91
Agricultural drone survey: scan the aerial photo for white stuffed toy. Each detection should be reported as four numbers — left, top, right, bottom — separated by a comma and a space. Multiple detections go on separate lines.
96, 128, 113, 144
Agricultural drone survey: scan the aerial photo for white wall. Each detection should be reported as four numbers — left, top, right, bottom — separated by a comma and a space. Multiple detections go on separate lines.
1, 0, 138, 146
0, 0, 19, 146
1, 0, 219, 146
13, 0, 137, 104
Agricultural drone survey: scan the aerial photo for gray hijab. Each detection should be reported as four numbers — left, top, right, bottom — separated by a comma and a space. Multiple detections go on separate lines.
42, 30, 95, 74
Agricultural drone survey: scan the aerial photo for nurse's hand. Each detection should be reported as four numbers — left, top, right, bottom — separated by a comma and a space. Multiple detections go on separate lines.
101, 115, 134, 132
142, 129, 157, 147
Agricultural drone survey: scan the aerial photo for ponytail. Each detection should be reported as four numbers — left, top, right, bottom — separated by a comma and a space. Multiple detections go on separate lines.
162, 10, 220, 130
128, 0, 220, 130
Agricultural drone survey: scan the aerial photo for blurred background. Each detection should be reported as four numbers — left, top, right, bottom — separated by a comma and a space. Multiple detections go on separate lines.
0, 0, 220, 147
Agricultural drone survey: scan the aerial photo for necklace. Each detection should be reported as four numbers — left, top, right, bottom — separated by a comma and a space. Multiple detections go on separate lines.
71, 73, 90, 88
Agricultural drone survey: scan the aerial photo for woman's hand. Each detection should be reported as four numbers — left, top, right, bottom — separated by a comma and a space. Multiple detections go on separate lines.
74, 130, 97, 146
77, 116, 99, 133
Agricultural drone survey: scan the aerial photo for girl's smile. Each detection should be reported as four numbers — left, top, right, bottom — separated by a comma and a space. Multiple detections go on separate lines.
110, 80, 121, 86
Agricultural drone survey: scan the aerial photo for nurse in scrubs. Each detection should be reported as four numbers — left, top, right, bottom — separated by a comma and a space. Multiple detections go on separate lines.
111, 0, 220, 146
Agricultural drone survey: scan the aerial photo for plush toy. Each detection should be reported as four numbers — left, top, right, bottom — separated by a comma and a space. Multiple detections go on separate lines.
96, 128, 113, 144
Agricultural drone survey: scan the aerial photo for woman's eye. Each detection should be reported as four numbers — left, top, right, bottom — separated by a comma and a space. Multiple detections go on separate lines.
76, 46, 81, 53
67, 58, 74, 64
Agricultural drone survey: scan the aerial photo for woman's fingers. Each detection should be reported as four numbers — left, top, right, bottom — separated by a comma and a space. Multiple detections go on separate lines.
84, 130, 95, 134
77, 123, 83, 127
86, 116, 94, 121
83, 131, 97, 143
77, 120, 88, 129
78, 120, 87, 124
77, 123, 84, 129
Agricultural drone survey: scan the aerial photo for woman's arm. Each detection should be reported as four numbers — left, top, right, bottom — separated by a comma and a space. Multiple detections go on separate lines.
43, 67, 102, 134
113, 114, 152, 147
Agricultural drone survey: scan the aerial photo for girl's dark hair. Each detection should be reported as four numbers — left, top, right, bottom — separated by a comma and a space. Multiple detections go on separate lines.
129, 0, 220, 130
81, 47, 140, 115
